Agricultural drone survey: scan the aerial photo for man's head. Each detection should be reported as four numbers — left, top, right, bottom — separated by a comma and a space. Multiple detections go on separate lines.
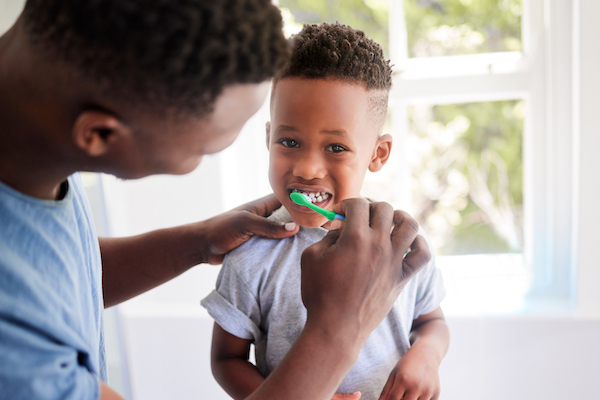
23, 0, 289, 118
7, 0, 289, 178
266, 23, 393, 228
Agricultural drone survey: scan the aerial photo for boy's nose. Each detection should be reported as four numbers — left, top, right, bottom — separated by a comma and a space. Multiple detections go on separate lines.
292, 154, 326, 180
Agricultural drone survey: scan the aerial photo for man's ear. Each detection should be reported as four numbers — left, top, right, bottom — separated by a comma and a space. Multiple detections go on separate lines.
72, 110, 129, 157
368, 133, 393, 172
265, 121, 271, 150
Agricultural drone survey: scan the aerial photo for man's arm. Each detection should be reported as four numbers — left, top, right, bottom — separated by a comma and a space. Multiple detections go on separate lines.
101, 195, 298, 307
247, 200, 431, 400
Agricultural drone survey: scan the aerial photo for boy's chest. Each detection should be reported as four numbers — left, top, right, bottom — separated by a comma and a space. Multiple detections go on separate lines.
258, 250, 306, 335
255, 249, 307, 369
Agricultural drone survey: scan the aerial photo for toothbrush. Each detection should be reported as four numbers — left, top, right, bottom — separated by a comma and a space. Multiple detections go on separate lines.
290, 192, 345, 221
290, 192, 410, 255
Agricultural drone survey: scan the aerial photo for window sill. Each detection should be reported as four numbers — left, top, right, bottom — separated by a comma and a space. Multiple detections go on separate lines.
438, 254, 576, 317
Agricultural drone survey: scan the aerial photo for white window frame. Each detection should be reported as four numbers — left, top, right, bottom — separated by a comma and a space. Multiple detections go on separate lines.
389, 0, 577, 314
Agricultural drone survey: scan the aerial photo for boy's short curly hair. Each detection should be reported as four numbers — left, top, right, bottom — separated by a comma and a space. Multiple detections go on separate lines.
279, 22, 392, 90
22, 0, 290, 117
275, 22, 392, 130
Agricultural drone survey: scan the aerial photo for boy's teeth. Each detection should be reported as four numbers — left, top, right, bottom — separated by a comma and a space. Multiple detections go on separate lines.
291, 189, 330, 203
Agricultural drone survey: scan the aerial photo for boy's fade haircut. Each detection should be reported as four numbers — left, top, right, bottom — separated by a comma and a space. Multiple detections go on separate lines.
22, 0, 290, 118
275, 22, 393, 131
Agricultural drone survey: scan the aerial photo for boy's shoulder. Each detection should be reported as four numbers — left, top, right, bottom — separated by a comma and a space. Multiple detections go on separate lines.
224, 206, 326, 269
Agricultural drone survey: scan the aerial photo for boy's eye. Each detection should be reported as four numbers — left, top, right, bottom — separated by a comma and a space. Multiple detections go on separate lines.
279, 139, 299, 148
326, 144, 347, 153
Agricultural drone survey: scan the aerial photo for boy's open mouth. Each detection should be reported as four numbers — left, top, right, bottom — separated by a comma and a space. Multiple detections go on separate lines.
290, 188, 331, 206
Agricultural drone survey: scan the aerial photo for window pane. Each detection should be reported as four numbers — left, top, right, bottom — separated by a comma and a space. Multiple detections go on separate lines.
278, 0, 390, 57
404, 0, 522, 57
406, 100, 524, 255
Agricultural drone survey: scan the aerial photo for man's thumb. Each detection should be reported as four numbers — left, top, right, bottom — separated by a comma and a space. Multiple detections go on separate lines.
245, 213, 298, 239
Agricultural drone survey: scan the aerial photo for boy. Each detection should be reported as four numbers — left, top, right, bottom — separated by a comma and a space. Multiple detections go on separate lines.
202, 23, 449, 400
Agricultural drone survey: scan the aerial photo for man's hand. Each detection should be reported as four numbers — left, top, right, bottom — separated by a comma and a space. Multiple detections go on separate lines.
301, 199, 431, 345
377, 346, 441, 400
102, 194, 298, 307
198, 194, 299, 265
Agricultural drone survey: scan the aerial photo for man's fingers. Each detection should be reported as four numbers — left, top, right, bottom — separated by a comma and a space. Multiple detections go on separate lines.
368, 201, 395, 232
303, 229, 340, 258
402, 234, 431, 280
390, 209, 419, 266
332, 198, 370, 236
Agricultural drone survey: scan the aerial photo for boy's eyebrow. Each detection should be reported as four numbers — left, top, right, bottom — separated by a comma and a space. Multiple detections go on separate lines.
274, 125, 350, 139
274, 124, 297, 134
321, 129, 350, 139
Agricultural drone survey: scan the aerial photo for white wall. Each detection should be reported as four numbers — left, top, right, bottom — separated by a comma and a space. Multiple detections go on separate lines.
441, 317, 600, 399
2, 1, 599, 399
575, 0, 600, 319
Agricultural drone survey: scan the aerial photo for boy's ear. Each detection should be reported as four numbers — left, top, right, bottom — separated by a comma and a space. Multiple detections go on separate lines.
72, 110, 129, 157
368, 134, 393, 172
265, 121, 271, 150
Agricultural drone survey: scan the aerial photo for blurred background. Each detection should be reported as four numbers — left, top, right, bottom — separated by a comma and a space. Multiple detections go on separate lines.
2, 0, 599, 399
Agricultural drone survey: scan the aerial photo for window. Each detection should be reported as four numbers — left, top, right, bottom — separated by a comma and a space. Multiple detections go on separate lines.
278, 0, 576, 315
403, 0, 522, 57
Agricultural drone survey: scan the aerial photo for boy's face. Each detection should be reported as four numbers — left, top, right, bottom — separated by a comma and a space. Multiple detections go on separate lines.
267, 78, 390, 228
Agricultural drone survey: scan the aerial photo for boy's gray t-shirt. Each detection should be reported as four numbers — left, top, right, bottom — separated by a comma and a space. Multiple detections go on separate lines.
201, 207, 445, 400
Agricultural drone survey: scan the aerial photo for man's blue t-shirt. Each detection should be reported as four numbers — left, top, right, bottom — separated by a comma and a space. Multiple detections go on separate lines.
0, 174, 106, 400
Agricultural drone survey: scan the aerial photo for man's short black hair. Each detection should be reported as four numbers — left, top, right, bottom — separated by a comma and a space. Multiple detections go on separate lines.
22, 0, 290, 117
275, 22, 392, 129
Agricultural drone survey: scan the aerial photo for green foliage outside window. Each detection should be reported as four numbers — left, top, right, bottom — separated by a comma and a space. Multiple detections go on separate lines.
407, 101, 524, 255
404, 0, 521, 57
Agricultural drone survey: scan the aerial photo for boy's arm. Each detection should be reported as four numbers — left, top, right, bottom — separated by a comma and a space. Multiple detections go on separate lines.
211, 323, 265, 400
408, 307, 450, 363
101, 194, 298, 308
378, 307, 449, 400
212, 324, 363, 400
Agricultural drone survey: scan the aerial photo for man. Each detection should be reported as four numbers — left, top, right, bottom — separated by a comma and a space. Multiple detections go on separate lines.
0, 1, 431, 399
